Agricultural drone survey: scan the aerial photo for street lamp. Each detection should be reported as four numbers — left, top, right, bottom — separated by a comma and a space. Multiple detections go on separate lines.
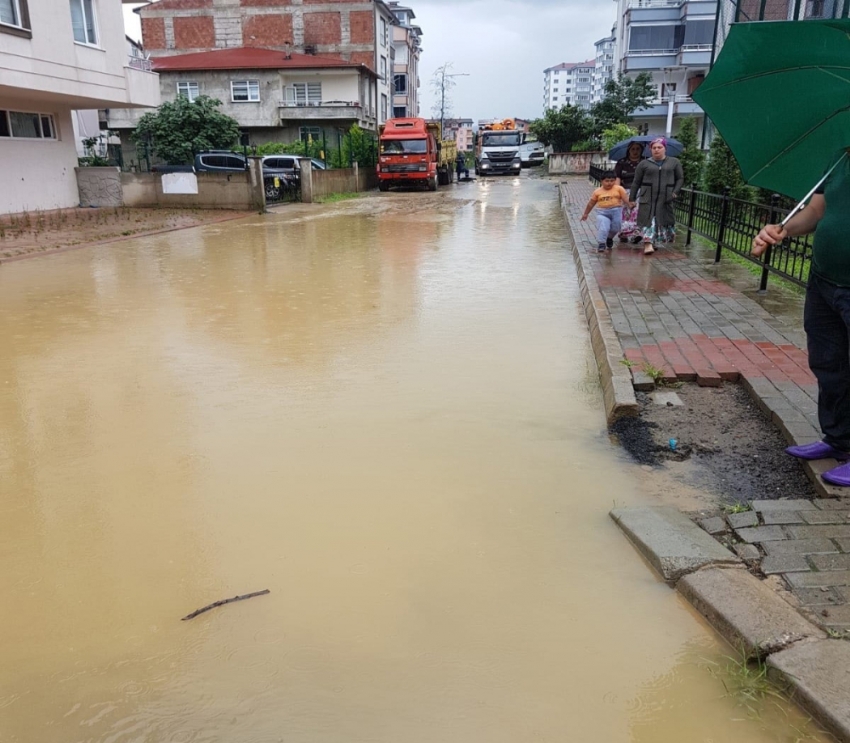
661, 66, 683, 138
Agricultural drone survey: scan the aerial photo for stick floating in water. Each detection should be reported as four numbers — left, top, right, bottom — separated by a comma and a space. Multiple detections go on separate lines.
181, 589, 270, 621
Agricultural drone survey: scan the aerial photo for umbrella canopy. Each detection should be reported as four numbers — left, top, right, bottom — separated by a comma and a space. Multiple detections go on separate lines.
608, 136, 683, 162
693, 19, 850, 201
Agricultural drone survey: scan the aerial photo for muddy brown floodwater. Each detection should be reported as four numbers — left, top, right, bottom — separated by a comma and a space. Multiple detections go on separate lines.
0, 176, 830, 742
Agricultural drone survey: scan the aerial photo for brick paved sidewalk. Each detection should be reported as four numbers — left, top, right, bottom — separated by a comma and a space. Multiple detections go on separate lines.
561, 176, 850, 636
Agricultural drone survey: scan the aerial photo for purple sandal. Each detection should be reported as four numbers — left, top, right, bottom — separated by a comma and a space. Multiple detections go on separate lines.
822, 462, 850, 487
786, 441, 850, 461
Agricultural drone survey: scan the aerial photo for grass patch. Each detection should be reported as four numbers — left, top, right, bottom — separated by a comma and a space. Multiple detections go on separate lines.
315, 192, 362, 204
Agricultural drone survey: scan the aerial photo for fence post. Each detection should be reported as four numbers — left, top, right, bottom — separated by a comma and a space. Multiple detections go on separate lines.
758, 194, 780, 293
685, 182, 697, 246
714, 186, 731, 264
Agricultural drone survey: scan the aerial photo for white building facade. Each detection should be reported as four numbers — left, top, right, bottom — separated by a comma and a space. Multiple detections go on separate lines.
1, 0, 159, 213
542, 60, 595, 112
388, 2, 421, 119
611, 0, 716, 139
592, 31, 615, 104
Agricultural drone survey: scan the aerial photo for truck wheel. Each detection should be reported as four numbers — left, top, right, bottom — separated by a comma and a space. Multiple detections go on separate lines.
428, 175, 438, 192
379, 182, 389, 192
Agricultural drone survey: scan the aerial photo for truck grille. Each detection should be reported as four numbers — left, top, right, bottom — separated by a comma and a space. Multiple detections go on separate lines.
384, 163, 424, 173
487, 151, 518, 163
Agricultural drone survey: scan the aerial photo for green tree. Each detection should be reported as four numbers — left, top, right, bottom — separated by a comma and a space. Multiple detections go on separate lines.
132, 96, 240, 165
529, 105, 592, 153
676, 117, 705, 187
600, 123, 639, 153
590, 72, 655, 135
703, 133, 753, 200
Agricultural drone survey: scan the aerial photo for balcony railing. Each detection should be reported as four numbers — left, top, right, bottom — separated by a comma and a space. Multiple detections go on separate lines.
628, 0, 681, 6
679, 44, 712, 52
279, 100, 362, 108
127, 57, 152, 72
626, 48, 679, 56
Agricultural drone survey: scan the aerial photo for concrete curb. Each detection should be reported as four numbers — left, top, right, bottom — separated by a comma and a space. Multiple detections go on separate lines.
612, 505, 850, 741
559, 184, 638, 425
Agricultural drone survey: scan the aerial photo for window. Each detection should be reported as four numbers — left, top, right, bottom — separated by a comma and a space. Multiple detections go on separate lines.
393, 106, 407, 118
287, 83, 322, 105
393, 73, 408, 95
683, 20, 714, 45
0, 110, 57, 139
380, 56, 387, 79
177, 81, 199, 101
70, 0, 97, 45
1, 0, 30, 33
231, 80, 260, 102
381, 93, 388, 121
380, 17, 387, 46
805, 0, 837, 17
629, 24, 684, 52
300, 126, 322, 143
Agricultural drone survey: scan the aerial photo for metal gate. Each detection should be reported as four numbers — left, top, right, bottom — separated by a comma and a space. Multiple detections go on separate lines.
264, 174, 301, 205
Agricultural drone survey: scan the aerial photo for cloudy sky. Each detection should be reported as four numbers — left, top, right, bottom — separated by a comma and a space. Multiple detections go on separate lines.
123, 1, 615, 122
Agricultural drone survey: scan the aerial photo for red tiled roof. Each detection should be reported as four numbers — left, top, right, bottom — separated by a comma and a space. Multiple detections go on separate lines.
151, 47, 375, 74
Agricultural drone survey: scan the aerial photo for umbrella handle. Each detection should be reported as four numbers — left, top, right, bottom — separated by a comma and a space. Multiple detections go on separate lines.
780, 151, 847, 227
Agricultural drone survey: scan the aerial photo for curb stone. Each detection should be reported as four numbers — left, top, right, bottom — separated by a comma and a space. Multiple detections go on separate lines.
559, 185, 638, 424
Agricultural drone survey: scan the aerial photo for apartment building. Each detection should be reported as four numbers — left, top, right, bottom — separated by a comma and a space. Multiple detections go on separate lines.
611, 0, 716, 139
438, 118, 473, 149
592, 31, 616, 104
0, 0, 159, 213
542, 60, 595, 112
388, 2, 421, 118
136, 0, 398, 127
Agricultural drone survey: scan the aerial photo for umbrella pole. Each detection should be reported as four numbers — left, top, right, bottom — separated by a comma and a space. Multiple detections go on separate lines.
780, 151, 847, 227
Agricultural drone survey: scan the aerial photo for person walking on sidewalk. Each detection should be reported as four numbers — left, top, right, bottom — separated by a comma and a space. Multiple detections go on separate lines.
629, 138, 684, 256
581, 171, 633, 253
614, 141, 645, 244
753, 150, 850, 486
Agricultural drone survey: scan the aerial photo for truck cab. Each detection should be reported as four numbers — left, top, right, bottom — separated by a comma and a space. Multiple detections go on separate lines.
475, 124, 523, 176
377, 118, 440, 192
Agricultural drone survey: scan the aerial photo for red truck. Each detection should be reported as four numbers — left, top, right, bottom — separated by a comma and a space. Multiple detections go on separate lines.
377, 118, 453, 192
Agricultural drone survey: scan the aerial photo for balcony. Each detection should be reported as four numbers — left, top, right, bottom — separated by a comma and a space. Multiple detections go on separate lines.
631, 95, 704, 118
279, 101, 365, 121
624, 49, 679, 71
678, 44, 713, 66
124, 64, 160, 108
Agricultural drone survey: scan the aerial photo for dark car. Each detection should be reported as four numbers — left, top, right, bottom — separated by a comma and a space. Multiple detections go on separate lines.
193, 151, 248, 173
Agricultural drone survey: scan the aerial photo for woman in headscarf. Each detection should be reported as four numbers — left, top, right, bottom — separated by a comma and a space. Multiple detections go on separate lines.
614, 141, 645, 244
629, 137, 684, 255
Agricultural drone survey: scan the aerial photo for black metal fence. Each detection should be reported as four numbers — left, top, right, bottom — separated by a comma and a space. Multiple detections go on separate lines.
588, 165, 812, 292
264, 174, 301, 205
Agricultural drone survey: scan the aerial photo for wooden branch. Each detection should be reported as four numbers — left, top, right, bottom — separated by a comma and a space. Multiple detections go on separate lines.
181, 589, 270, 621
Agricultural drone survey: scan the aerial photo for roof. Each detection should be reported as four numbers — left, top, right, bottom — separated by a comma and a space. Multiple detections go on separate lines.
150, 47, 377, 75
544, 59, 596, 73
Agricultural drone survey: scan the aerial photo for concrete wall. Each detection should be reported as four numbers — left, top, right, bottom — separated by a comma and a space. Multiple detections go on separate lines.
312, 168, 359, 199
1, 107, 80, 213
548, 151, 608, 176
120, 171, 256, 210
76, 167, 123, 208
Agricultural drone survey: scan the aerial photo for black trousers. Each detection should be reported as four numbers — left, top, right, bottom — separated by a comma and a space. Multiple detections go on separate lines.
805, 273, 850, 451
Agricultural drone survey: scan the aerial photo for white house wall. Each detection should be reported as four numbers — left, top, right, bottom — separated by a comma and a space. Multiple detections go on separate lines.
1, 106, 79, 212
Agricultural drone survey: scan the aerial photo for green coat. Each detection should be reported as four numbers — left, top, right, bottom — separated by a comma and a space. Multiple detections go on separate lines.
629, 157, 684, 230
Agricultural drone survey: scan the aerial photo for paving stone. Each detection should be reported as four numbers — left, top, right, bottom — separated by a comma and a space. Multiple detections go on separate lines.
761, 554, 811, 575
815, 498, 850, 510
700, 516, 727, 535
631, 371, 655, 392
786, 570, 850, 588
734, 543, 760, 563
838, 586, 850, 602
751, 499, 817, 512
836, 538, 850, 552
678, 567, 824, 659
762, 510, 807, 525
610, 507, 740, 583
787, 525, 850, 540
793, 587, 845, 606
810, 553, 850, 571
816, 604, 850, 626
734, 525, 787, 543
801, 510, 850, 525
768, 641, 850, 741
727, 511, 758, 529
763, 538, 839, 556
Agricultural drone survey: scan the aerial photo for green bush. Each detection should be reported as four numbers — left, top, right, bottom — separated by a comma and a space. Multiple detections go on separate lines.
676, 117, 705, 187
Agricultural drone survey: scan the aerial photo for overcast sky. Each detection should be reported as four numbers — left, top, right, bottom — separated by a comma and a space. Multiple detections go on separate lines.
123, 1, 615, 122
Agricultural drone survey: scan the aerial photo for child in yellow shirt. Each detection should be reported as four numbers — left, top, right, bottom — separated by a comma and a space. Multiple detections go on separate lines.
581, 172, 633, 252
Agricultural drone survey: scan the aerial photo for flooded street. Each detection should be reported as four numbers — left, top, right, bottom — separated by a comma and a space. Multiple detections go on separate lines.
0, 177, 828, 742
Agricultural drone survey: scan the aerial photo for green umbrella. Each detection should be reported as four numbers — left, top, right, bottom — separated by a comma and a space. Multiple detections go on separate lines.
693, 19, 850, 204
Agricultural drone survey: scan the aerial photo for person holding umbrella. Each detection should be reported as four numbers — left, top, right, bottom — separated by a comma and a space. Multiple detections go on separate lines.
753, 150, 850, 485
614, 141, 645, 244
629, 138, 684, 255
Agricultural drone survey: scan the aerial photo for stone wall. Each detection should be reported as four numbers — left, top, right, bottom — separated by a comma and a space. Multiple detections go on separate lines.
547, 151, 608, 176
76, 167, 124, 208
120, 170, 260, 210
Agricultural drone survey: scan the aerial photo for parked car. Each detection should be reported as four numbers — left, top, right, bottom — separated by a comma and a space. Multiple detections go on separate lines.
193, 151, 248, 173
261, 155, 327, 176
519, 141, 545, 168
